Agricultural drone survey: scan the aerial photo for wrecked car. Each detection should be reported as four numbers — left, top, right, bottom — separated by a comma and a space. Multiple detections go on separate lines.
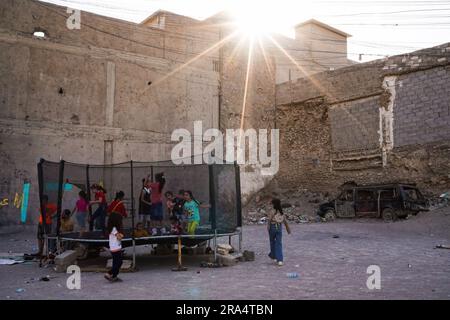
317, 183, 429, 222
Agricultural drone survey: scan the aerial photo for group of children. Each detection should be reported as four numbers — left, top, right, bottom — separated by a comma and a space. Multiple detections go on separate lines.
37, 175, 210, 283
134, 188, 209, 238
58, 185, 128, 235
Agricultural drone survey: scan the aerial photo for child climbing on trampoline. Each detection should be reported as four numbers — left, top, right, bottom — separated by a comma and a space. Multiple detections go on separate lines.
182, 190, 210, 235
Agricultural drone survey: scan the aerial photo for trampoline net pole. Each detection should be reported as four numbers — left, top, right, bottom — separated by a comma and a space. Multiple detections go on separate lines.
130, 160, 136, 269
37, 159, 45, 234
234, 162, 242, 228
56, 160, 65, 239
86, 164, 93, 232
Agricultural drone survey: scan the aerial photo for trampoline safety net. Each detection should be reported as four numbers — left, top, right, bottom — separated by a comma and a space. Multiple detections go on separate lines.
38, 158, 242, 236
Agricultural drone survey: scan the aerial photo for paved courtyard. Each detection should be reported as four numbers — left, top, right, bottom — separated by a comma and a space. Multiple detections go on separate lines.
0, 207, 449, 300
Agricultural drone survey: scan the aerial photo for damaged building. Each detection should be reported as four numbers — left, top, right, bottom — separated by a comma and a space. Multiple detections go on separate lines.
0, 0, 449, 224
275, 44, 450, 194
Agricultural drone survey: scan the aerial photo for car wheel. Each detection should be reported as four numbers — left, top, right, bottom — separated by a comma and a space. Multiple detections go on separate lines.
382, 208, 397, 222
324, 209, 336, 222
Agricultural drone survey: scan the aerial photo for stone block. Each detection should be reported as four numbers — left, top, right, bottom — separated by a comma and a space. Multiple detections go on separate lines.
54, 250, 77, 266
216, 254, 238, 267
243, 250, 255, 261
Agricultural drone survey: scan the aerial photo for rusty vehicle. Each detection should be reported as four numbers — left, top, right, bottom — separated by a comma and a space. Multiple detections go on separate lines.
317, 183, 429, 222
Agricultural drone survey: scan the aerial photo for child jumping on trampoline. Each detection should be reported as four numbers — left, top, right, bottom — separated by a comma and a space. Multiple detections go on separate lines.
90, 184, 107, 233
105, 212, 124, 282
107, 191, 128, 218
165, 191, 185, 221
149, 172, 166, 236
182, 190, 210, 235
139, 177, 152, 229
71, 190, 89, 235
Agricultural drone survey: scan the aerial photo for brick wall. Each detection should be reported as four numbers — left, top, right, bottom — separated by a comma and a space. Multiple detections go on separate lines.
394, 66, 450, 147
329, 96, 381, 152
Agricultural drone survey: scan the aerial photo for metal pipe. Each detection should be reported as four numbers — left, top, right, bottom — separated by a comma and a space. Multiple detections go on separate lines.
130, 160, 136, 269
213, 229, 218, 262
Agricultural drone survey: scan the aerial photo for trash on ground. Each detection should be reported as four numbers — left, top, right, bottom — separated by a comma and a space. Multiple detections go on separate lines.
333, 235, 340, 239
287, 272, 299, 278
0, 252, 27, 265
15, 288, 25, 293
435, 244, 450, 250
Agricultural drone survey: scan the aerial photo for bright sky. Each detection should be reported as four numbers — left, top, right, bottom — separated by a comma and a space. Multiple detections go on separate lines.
40, 0, 450, 62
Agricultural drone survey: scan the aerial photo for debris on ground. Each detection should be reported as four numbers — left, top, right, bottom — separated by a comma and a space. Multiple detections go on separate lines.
243, 250, 255, 261
333, 235, 340, 239
244, 188, 330, 225
0, 252, 27, 265
287, 273, 299, 278
200, 261, 222, 268
15, 288, 25, 293
217, 244, 233, 255
54, 250, 78, 272
435, 244, 450, 249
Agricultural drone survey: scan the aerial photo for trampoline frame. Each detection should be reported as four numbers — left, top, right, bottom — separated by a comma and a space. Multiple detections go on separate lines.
38, 158, 243, 270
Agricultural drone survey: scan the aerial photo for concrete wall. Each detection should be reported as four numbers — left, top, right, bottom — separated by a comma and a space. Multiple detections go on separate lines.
275, 43, 450, 194
0, 0, 220, 224
272, 21, 355, 84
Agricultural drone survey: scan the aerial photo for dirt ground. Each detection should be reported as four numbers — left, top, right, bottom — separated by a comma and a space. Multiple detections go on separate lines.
0, 207, 449, 300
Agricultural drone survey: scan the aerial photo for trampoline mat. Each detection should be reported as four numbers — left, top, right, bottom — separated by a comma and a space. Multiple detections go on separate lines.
50, 229, 219, 248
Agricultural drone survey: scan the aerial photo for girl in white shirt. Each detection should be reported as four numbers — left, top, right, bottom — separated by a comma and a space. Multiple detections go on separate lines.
105, 212, 124, 282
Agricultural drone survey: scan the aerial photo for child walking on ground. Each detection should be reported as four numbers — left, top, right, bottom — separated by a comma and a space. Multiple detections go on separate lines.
267, 198, 291, 266
72, 191, 89, 235
105, 212, 124, 282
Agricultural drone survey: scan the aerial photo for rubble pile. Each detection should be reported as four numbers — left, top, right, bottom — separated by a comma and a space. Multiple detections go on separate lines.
243, 188, 331, 225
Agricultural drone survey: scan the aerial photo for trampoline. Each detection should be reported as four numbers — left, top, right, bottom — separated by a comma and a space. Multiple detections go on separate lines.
37, 157, 242, 269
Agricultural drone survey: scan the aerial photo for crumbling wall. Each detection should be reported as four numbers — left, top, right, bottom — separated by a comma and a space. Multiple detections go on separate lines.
219, 32, 277, 203
275, 43, 450, 195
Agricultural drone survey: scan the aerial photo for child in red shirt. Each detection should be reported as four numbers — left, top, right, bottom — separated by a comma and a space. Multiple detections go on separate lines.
107, 191, 128, 218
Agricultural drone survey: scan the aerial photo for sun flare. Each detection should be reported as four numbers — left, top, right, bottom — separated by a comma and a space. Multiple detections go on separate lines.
228, 0, 294, 38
